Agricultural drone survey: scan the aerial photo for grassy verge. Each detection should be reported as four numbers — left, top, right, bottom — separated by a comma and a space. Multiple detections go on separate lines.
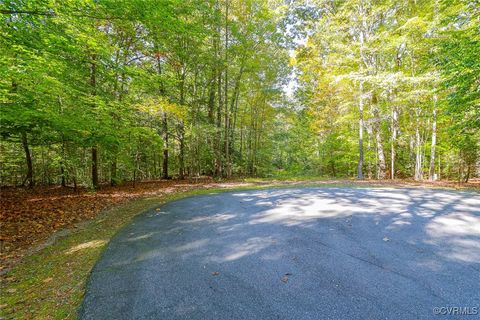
1, 180, 477, 319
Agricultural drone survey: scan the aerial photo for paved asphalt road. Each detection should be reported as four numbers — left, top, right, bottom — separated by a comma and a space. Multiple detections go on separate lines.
80, 187, 480, 320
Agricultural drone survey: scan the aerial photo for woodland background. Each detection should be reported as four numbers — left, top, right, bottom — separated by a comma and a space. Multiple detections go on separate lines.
1, 0, 479, 188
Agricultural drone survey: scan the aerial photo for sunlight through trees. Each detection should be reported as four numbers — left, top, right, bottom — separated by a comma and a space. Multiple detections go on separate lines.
1, 0, 478, 186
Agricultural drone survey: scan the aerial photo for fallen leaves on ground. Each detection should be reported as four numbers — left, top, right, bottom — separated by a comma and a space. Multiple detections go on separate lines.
0, 178, 216, 272
281, 273, 292, 283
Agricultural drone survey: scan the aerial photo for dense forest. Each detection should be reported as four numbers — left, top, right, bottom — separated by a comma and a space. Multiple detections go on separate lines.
1, 0, 479, 188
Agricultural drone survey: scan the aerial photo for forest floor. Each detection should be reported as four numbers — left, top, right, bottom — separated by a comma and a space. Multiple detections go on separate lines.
0, 177, 479, 319
0, 177, 219, 272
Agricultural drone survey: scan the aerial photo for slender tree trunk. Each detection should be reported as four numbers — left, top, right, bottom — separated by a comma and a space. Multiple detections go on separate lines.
430, 1, 440, 181
60, 166, 66, 187
73, 175, 77, 192
429, 95, 437, 181
366, 124, 373, 179
206, 71, 216, 175
376, 126, 386, 179
110, 71, 125, 186
357, 80, 364, 179
178, 87, 185, 180
110, 160, 117, 186
208, 74, 216, 124
133, 151, 137, 188
215, 69, 223, 177
373, 106, 386, 179
179, 122, 185, 179
239, 123, 244, 172
92, 146, 99, 188
248, 104, 254, 175
438, 155, 441, 180
414, 109, 423, 181
162, 112, 169, 179
60, 140, 66, 187
154, 48, 169, 180
458, 151, 463, 183
357, 3, 367, 179
229, 63, 244, 173
57, 96, 67, 187
391, 105, 398, 179
223, 0, 231, 178
213, 15, 222, 177
330, 156, 336, 177
90, 53, 99, 189
178, 63, 186, 179
21, 131, 34, 188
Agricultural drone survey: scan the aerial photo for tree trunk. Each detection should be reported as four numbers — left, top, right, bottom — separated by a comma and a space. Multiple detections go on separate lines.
438, 155, 441, 180
207, 72, 216, 124
429, 96, 437, 181
229, 63, 244, 176
60, 165, 66, 187
21, 131, 34, 188
414, 109, 423, 181
178, 121, 185, 179
110, 159, 117, 186
430, 1, 439, 181
330, 157, 336, 177
178, 62, 186, 180
373, 106, 386, 179
60, 137, 66, 187
465, 164, 470, 183
376, 127, 386, 179
366, 124, 373, 179
357, 5, 367, 180
154, 47, 168, 180
357, 80, 364, 179
391, 105, 398, 179
162, 112, 169, 179
239, 123, 244, 172
223, 0, 231, 178
215, 69, 223, 177
213, 16, 222, 177
90, 53, 99, 189
92, 146, 99, 189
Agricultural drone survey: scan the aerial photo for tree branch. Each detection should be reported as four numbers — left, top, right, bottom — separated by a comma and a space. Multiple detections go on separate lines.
0, 9, 55, 16
0, 9, 129, 20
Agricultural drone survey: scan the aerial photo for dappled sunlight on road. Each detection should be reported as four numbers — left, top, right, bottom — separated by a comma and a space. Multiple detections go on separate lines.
425, 213, 480, 263
125, 232, 155, 242
249, 198, 350, 225
96, 188, 479, 269
178, 213, 236, 224
215, 236, 277, 262
83, 187, 480, 320
230, 188, 480, 266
